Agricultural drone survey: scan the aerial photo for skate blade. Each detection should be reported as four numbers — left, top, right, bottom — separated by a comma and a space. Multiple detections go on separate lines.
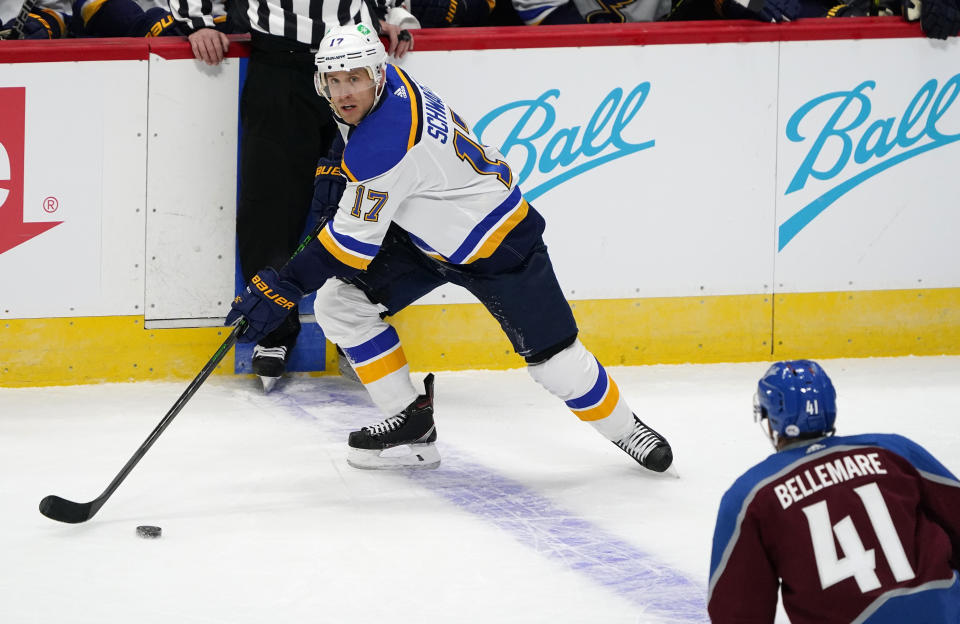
259, 375, 280, 394
347, 443, 441, 470
337, 358, 361, 384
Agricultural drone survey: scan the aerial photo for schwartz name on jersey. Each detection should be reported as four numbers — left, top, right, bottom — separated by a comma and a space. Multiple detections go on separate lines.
285, 64, 544, 292
708, 433, 960, 624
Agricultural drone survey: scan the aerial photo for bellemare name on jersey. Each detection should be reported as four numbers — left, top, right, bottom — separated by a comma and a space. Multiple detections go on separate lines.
774, 451, 888, 510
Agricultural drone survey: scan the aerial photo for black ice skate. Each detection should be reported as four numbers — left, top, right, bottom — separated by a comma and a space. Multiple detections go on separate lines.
251, 313, 299, 393
347, 374, 440, 470
615, 415, 673, 473
252, 345, 289, 393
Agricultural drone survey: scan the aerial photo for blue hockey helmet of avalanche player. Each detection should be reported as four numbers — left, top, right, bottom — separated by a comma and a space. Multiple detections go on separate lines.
754, 359, 837, 447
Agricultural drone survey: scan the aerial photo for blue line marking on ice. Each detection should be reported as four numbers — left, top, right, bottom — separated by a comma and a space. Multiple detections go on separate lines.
269, 384, 709, 623
405, 458, 709, 622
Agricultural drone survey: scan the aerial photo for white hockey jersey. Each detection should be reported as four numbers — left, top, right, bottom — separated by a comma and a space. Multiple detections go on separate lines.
317, 64, 535, 272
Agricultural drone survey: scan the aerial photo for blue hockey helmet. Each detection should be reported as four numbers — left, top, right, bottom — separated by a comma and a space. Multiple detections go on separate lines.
754, 360, 837, 445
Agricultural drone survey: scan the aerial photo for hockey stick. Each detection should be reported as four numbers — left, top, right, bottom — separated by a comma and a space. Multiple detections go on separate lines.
39, 322, 245, 523
39, 222, 325, 524
1, 0, 42, 40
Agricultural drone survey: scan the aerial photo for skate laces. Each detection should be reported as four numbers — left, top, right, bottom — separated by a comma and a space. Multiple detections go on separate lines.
618, 422, 663, 461
364, 414, 406, 437
253, 345, 287, 360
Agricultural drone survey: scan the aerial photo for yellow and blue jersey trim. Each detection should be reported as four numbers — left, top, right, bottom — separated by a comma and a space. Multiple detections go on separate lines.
565, 360, 621, 422
343, 326, 408, 384
404, 187, 529, 266
32, 8, 67, 37
448, 186, 528, 264
340, 64, 424, 183
79, 0, 111, 25
406, 233, 449, 262
317, 220, 380, 271
450, 109, 470, 132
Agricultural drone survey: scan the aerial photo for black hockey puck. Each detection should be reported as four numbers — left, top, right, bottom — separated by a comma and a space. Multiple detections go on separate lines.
136, 525, 162, 539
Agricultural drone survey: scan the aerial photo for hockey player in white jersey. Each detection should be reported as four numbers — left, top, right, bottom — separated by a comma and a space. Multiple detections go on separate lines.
226, 23, 674, 473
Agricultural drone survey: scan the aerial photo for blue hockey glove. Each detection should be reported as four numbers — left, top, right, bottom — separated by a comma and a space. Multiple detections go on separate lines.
311, 156, 347, 227
136, 7, 184, 37
226, 268, 304, 344
3, 9, 69, 38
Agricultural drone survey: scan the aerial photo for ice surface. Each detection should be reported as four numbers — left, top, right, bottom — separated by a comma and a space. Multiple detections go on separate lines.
2, 356, 958, 623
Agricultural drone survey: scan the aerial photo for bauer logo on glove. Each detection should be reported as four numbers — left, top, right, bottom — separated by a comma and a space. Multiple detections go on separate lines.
226, 268, 304, 343
315, 164, 343, 178
251, 274, 297, 309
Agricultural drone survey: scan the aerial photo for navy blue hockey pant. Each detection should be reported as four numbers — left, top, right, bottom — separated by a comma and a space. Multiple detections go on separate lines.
345, 226, 579, 364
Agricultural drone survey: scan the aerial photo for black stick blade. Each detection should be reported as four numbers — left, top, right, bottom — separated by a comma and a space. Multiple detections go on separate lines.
39, 495, 99, 524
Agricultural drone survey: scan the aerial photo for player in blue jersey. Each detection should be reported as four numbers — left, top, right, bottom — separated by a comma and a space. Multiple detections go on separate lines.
225, 23, 674, 473
708, 360, 960, 624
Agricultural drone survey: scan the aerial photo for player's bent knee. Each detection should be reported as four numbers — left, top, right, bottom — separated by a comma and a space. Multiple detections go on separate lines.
527, 338, 598, 399
313, 279, 385, 344
525, 334, 578, 365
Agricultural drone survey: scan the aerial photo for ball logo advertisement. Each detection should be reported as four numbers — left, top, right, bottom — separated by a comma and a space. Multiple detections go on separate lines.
446, 55, 777, 301
0, 86, 61, 256
472, 83, 655, 202
779, 73, 960, 251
